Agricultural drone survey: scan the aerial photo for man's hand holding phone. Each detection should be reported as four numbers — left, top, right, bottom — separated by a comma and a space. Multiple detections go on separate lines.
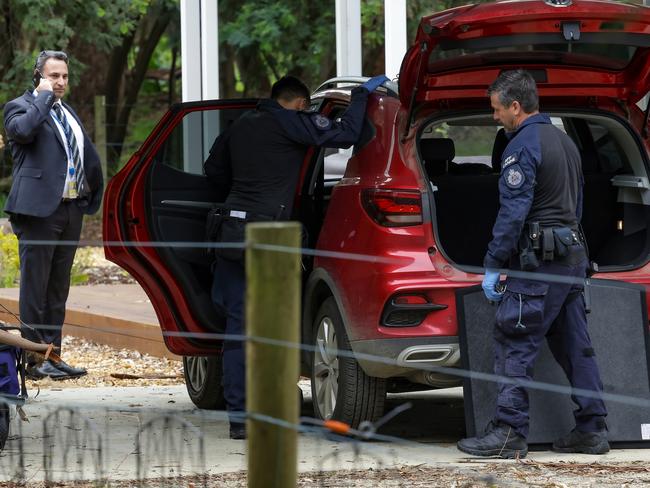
35, 76, 53, 93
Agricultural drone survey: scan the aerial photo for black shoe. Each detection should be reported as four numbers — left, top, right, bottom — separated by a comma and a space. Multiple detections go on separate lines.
52, 360, 87, 378
229, 423, 246, 440
26, 360, 70, 380
457, 421, 528, 459
552, 429, 610, 454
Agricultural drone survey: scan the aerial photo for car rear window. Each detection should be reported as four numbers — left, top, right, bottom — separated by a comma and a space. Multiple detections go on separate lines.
429, 34, 642, 72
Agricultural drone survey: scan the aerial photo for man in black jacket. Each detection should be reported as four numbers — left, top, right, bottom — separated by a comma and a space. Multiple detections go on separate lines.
3, 50, 104, 380
204, 75, 387, 438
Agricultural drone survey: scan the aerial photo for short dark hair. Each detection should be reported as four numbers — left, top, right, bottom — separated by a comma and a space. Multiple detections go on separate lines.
34, 50, 68, 73
271, 76, 310, 104
487, 69, 539, 113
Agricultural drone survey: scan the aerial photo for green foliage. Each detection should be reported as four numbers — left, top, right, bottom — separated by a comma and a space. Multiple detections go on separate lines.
217, 0, 492, 98
0, 0, 152, 98
0, 226, 90, 287
219, 0, 336, 94
70, 248, 91, 286
0, 229, 19, 288
0, 193, 7, 219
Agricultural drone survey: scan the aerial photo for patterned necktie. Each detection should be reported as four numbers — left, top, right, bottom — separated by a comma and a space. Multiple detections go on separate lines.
53, 104, 84, 194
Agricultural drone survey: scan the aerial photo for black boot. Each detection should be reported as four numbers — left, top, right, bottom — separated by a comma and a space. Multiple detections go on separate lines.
457, 421, 528, 459
552, 429, 609, 454
229, 422, 246, 440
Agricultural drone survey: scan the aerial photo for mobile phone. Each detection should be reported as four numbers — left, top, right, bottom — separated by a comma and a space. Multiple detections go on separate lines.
32, 70, 42, 88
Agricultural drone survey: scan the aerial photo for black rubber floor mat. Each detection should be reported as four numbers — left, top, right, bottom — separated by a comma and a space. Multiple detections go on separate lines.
457, 279, 650, 446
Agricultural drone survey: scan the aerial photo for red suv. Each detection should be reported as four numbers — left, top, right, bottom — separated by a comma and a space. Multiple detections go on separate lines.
104, 0, 650, 427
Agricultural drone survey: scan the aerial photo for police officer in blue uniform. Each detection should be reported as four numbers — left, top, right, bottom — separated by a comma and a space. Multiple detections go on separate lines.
457, 70, 609, 458
204, 74, 388, 439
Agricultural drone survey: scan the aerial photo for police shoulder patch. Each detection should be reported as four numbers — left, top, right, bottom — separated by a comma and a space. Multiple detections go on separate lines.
504, 164, 525, 189
502, 152, 518, 169
311, 114, 332, 130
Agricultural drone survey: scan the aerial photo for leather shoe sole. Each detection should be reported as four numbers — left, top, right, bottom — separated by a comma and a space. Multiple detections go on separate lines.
26, 360, 86, 381
457, 440, 528, 459
53, 360, 87, 377
26, 361, 70, 381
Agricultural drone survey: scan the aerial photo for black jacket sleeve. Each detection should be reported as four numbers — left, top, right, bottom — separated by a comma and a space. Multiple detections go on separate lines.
203, 127, 232, 201
277, 87, 370, 148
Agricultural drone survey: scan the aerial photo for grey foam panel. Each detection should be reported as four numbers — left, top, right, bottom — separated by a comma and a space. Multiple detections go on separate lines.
457, 280, 650, 446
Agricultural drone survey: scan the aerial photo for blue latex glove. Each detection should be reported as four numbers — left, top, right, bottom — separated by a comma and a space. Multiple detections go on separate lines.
360, 75, 390, 93
482, 269, 504, 302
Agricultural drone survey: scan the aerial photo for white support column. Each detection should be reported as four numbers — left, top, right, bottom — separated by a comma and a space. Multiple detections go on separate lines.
200, 0, 220, 163
201, 0, 219, 100
335, 0, 362, 77
384, 0, 407, 80
180, 0, 202, 102
181, 0, 221, 173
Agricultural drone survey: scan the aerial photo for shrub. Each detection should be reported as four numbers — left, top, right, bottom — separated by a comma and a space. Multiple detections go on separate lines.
0, 226, 89, 287
0, 227, 19, 287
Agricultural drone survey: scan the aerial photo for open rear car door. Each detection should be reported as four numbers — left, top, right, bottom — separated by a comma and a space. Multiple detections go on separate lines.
103, 100, 257, 356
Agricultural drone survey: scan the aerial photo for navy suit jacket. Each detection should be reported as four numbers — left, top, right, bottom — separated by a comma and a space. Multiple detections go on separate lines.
3, 89, 103, 217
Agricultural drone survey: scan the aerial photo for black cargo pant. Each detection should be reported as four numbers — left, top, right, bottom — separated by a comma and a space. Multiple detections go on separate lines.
493, 254, 608, 438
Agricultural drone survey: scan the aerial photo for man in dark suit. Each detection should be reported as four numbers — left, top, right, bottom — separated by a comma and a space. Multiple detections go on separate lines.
3, 50, 104, 379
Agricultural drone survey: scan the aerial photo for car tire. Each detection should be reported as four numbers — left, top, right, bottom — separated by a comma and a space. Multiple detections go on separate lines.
182, 356, 226, 410
311, 297, 386, 428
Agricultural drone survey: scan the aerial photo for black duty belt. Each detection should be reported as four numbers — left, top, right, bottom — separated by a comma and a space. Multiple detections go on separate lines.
211, 207, 275, 222
518, 223, 585, 270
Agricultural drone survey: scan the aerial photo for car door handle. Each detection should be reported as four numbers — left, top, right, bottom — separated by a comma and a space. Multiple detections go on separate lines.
161, 200, 217, 209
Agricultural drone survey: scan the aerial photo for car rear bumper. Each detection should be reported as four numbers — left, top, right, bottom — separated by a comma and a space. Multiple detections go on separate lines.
350, 336, 461, 386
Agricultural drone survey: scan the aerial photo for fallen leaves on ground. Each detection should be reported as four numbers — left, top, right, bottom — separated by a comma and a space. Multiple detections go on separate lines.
7, 462, 650, 487
26, 336, 183, 390
72, 246, 135, 285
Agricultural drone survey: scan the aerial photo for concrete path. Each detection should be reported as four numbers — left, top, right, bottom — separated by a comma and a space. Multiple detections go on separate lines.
2, 385, 649, 483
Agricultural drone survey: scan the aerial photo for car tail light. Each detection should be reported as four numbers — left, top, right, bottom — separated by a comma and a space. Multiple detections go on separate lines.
381, 293, 447, 327
361, 189, 423, 227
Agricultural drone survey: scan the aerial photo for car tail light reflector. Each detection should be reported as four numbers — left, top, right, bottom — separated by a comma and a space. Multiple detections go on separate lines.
361, 189, 423, 227
381, 293, 447, 327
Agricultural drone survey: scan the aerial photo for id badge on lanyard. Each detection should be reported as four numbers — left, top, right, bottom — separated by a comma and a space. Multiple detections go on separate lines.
68, 165, 78, 198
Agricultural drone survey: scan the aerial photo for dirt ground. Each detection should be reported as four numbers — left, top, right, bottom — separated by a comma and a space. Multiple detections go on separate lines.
3, 461, 650, 487
25, 336, 183, 390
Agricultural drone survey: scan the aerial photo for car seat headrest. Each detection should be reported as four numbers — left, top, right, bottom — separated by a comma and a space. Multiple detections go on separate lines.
491, 128, 508, 173
420, 138, 455, 177
421, 138, 455, 162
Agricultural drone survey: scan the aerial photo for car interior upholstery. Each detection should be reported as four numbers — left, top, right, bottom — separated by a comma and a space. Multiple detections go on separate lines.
422, 113, 650, 271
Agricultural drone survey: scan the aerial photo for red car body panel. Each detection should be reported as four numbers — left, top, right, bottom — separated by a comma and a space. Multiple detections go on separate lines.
399, 0, 650, 107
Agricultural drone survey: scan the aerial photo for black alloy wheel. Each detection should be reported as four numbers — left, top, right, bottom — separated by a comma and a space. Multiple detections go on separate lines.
182, 356, 226, 410
311, 297, 386, 428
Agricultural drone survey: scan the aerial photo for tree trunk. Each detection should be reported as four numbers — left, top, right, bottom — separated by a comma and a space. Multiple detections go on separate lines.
104, 32, 137, 174
110, 8, 173, 173
168, 45, 178, 107
102, 2, 174, 176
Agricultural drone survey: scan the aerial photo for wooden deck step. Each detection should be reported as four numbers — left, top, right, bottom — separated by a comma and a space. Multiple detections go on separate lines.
0, 284, 179, 360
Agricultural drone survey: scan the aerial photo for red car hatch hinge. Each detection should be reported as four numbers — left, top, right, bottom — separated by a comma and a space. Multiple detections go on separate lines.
402, 41, 428, 142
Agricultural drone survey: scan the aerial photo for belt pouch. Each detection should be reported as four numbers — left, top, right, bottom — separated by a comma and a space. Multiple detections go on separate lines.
552, 227, 574, 258
518, 234, 539, 271
542, 229, 554, 261
529, 222, 541, 251
205, 209, 225, 258
215, 217, 247, 262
